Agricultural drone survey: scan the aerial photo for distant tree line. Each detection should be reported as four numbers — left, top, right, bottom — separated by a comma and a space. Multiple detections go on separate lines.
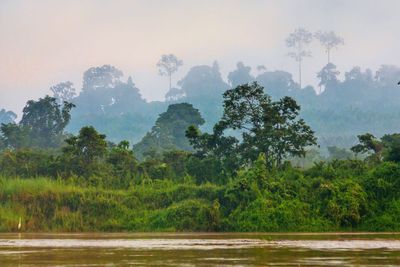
2, 28, 400, 154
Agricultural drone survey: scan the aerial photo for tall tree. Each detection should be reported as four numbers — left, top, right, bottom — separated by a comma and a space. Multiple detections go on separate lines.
82, 65, 123, 91
286, 28, 313, 88
157, 54, 183, 90
19, 96, 75, 148
188, 82, 317, 169
50, 81, 76, 104
176, 63, 228, 101
134, 103, 204, 159
317, 63, 340, 93
315, 31, 344, 64
173, 63, 229, 130
227, 62, 254, 87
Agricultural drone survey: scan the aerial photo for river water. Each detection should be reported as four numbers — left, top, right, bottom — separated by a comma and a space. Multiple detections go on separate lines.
1, 233, 400, 266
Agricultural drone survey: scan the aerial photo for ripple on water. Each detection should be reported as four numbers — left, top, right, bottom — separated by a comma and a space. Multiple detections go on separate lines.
2, 238, 400, 251
0, 239, 267, 250
275, 240, 400, 251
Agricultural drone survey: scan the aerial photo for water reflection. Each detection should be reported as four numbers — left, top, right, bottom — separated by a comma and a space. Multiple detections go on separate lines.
0, 233, 400, 266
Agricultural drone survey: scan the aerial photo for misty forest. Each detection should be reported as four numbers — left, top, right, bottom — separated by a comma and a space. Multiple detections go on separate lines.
2, 28, 400, 232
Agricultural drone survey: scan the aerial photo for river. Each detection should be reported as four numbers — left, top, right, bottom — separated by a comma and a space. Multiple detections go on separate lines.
1, 233, 400, 266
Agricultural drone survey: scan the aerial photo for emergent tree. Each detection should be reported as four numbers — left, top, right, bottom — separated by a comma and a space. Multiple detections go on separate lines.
157, 54, 183, 90
286, 28, 313, 88
315, 31, 344, 64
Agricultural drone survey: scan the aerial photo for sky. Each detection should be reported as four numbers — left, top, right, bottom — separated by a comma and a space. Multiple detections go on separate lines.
1, 0, 399, 115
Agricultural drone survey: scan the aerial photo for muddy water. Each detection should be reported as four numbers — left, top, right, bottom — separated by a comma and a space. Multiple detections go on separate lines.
1, 233, 400, 266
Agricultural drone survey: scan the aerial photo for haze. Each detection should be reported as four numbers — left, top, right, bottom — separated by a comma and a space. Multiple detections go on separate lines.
0, 0, 399, 113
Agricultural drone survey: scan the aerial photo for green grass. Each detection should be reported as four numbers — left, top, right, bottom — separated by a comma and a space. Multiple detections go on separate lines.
1, 160, 400, 233
0, 177, 223, 232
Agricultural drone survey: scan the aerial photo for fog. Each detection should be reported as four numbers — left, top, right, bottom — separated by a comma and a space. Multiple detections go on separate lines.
0, 0, 399, 113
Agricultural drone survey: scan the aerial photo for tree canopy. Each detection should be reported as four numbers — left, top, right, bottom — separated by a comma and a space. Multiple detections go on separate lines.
187, 82, 317, 170
1, 96, 74, 149
134, 103, 205, 159
157, 54, 183, 90
0, 109, 17, 124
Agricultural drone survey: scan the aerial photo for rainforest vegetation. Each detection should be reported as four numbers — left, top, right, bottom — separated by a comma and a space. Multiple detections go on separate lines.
1, 79, 400, 232
2, 29, 400, 232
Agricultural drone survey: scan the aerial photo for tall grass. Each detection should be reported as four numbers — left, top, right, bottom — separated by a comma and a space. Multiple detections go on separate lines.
0, 177, 222, 232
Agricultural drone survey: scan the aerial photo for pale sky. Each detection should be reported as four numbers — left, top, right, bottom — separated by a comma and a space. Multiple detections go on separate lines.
1, 0, 399, 115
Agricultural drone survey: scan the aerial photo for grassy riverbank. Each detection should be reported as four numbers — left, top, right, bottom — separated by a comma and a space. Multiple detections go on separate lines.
2, 159, 400, 232
0, 177, 222, 232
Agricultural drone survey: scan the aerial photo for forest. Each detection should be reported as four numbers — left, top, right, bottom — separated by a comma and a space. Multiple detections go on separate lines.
1, 29, 400, 232
1, 79, 400, 232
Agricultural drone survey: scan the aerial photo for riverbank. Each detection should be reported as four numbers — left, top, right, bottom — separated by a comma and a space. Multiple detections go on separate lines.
0, 177, 222, 232
1, 160, 400, 232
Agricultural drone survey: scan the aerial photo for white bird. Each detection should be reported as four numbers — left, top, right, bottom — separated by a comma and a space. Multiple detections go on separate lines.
17, 217, 21, 231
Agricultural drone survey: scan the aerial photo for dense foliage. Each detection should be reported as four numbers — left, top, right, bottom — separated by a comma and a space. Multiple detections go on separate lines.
133, 103, 205, 159
2, 158, 400, 232
0, 96, 74, 149
1, 83, 400, 232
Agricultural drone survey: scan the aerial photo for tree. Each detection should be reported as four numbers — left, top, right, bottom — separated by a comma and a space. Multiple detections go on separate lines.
317, 63, 340, 93
0, 109, 17, 124
256, 70, 299, 99
70, 66, 150, 146
107, 140, 138, 187
186, 122, 240, 178
375, 65, 400, 87
165, 87, 186, 102
188, 82, 317, 169
82, 65, 123, 91
50, 81, 76, 104
327, 146, 354, 160
176, 63, 228, 101
74, 65, 126, 115
0, 123, 30, 149
157, 54, 183, 90
351, 133, 383, 161
19, 96, 75, 148
351, 133, 400, 163
133, 103, 205, 158
314, 31, 344, 64
63, 126, 107, 168
1, 96, 74, 149
227, 62, 254, 87
345, 67, 373, 82
381, 134, 400, 163
256, 65, 266, 73
286, 28, 313, 88
172, 63, 230, 130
